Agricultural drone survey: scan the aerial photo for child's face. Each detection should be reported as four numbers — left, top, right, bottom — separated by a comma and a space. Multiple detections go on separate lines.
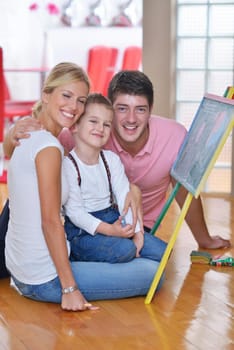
76, 103, 113, 149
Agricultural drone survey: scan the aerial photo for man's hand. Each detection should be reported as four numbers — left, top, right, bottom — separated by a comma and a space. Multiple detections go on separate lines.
123, 184, 144, 232
133, 231, 144, 257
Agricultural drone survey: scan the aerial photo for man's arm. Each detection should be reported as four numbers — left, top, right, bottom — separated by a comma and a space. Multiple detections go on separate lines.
123, 183, 144, 232
3, 117, 42, 158
3, 118, 75, 159
172, 178, 231, 249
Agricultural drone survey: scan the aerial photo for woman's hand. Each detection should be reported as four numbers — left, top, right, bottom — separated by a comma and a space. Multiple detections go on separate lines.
123, 184, 144, 231
61, 289, 99, 311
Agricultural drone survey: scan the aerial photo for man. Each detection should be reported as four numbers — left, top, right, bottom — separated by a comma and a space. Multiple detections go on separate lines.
105, 70, 230, 249
4, 71, 230, 249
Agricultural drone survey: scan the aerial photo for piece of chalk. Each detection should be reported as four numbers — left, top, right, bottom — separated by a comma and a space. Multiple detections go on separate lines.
121, 215, 126, 227
84, 303, 92, 307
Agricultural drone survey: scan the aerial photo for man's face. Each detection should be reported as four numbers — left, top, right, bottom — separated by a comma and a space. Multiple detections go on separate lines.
112, 94, 151, 149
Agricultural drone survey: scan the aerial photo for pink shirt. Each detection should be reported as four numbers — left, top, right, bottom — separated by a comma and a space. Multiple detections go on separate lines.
105, 116, 187, 228
59, 115, 187, 229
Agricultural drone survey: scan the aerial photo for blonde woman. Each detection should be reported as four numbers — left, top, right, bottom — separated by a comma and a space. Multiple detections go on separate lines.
4, 63, 164, 311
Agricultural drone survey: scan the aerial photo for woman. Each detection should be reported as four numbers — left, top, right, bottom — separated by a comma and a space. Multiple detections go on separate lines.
5, 62, 164, 312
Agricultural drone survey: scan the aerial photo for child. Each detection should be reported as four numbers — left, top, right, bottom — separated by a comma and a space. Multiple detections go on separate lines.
63, 93, 167, 263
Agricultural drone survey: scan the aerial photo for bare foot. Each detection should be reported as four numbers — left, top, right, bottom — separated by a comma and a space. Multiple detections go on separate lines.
199, 235, 231, 249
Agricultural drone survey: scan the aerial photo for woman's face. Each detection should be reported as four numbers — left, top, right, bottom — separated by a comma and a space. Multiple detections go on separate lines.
42, 80, 89, 136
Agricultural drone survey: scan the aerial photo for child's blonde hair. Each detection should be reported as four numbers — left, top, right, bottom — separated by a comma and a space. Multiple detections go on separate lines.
77, 92, 113, 122
85, 93, 113, 111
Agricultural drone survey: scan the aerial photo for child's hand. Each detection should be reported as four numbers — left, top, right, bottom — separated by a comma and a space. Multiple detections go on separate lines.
111, 218, 135, 238
132, 231, 144, 257
96, 219, 134, 237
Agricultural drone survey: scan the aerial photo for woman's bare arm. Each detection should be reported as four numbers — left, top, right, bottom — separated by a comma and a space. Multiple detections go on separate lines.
36, 147, 97, 311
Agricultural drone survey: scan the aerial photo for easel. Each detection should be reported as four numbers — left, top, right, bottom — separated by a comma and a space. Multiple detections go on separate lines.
145, 91, 234, 304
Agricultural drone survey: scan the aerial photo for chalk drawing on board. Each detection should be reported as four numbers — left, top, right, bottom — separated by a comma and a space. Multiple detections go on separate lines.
171, 93, 234, 197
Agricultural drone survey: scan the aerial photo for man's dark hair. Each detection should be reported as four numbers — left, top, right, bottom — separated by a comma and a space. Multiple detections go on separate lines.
108, 70, 154, 109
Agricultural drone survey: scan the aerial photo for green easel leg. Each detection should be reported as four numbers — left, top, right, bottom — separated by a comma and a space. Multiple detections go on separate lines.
150, 182, 181, 235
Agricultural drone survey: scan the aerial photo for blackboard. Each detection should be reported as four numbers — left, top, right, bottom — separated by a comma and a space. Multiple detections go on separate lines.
171, 93, 234, 198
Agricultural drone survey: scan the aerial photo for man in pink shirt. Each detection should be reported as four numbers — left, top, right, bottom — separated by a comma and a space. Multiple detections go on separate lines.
106, 114, 186, 230
4, 71, 230, 249
104, 70, 230, 249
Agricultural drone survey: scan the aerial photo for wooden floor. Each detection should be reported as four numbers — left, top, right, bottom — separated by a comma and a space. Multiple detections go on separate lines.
0, 184, 233, 350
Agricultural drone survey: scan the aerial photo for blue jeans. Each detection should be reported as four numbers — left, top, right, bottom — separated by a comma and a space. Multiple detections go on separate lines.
64, 207, 167, 263
11, 258, 164, 303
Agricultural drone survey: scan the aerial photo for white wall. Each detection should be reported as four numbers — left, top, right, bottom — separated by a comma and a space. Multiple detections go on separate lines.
143, 0, 176, 118
45, 27, 142, 70
0, 0, 142, 100
0, 0, 173, 117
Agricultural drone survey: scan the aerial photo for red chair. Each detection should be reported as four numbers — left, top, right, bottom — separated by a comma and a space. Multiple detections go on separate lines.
0, 47, 37, 183
121, 46, 142, 70
103, 47, 118, 96
4, 74, 36, 123
0, 48, 36, 125
87, 46, 118, 96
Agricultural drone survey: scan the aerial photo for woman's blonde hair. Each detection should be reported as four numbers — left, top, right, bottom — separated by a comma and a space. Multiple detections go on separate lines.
32, 62, 90, 118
